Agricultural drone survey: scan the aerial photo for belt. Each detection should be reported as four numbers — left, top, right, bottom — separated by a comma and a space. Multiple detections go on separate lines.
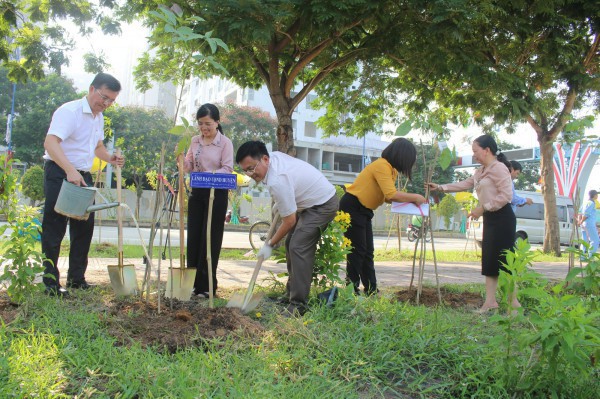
45, 160, 91, 176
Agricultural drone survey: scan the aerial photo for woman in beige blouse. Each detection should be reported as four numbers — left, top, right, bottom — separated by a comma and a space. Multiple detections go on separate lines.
427, 135, 520, 314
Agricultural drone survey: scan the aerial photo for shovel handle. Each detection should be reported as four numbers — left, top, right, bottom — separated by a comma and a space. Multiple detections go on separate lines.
207, 187, 215, 308
116, 148, 123, 256
178, 155, 185, 261
242, 211, 280, 309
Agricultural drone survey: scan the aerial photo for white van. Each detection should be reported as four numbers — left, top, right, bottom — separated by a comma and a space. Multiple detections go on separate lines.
467, 190, 575, 245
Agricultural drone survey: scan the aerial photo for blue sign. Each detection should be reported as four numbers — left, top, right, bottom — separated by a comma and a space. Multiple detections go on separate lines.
190, 172, 237, 190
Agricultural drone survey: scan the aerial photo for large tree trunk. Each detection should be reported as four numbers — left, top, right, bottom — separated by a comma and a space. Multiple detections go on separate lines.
539, 137, 561, 255
270, 89, 295, 155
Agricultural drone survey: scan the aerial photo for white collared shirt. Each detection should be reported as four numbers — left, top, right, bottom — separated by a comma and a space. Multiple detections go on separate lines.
43, 97, 104, 171
263, 151, 336, 217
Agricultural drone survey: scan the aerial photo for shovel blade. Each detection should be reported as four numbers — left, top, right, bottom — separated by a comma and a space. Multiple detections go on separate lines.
164, 268, 196, 301
226, 291, 246, 309
240, 292, 265, 314
226, 291, 264, 314
107, 264, 139, 296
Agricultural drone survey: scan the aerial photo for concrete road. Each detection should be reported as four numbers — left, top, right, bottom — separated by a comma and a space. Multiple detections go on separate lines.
87, 224, 473, 251
0, 222, 528, 251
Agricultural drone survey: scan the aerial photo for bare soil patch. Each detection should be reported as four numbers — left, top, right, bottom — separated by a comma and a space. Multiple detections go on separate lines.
100, 298, 264, 353
0, 293, 19, 325
394, 287, 483, 309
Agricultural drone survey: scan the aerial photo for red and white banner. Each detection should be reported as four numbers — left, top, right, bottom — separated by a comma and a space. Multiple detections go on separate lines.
553, 141, 594, 199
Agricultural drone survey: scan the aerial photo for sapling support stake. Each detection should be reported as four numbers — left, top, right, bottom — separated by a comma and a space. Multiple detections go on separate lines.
142, 144, 166, 302
410, 139, 442, 305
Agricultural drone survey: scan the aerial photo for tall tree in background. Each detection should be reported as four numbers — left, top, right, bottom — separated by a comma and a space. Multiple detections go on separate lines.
0, 68, 78, 164
218, 103, 277, 153
119, 0, 416, 154
0, 1, 121, 81
107, 106, 175, 219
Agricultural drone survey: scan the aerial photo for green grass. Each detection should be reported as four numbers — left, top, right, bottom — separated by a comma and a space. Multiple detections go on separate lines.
1, 285, 597, 398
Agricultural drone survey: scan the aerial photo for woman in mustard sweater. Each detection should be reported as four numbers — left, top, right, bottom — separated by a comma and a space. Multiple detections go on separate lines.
340, 138, 426, 295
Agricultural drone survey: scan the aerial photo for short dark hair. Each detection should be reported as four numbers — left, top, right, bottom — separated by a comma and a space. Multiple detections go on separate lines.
380, 138, 417, 180
509, 160, 523, 172
589, 190, 598, 199
91, 73, 121, 92
236, 141, 269, 164
196, 103, 223, 133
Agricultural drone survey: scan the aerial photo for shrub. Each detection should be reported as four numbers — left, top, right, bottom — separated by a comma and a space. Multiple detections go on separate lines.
21, 165, 45, 206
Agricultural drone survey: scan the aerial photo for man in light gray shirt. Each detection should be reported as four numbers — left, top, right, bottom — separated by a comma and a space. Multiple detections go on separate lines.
236, 141, 338, 315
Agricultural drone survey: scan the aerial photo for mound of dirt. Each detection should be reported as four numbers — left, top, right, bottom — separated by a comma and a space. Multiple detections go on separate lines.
0, 294, 19, 324
101, 299, 264, 353
394, 287, 483, 309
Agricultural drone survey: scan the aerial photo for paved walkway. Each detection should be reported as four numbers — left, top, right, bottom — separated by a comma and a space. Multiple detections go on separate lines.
54, 256, 571, 291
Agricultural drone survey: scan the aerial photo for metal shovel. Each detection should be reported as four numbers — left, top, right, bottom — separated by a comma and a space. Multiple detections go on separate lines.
165, 155, 196, 301
227, 212, 280, 313
107, 149, 139, 296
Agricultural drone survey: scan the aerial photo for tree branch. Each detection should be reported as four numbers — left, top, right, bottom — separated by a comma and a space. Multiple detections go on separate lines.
289, 48, 367, 110
248, 50, 270, 84
582, 33, 599, 70
386, 52, 435, 92
285, 19, 364, 92
510, 30, 549, 73
526, 114, 544, 142
271, 17, 304, 54
548, 85, 577, 140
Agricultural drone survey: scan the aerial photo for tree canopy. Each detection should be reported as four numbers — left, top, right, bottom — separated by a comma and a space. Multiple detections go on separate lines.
316, 0, 599, 254
0, 1, 122, 82
0, 67, 79, 165
119, 0, 412, 154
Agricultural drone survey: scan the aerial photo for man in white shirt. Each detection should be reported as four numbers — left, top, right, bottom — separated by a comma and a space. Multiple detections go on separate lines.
42, 73, 124, 297
236, 141, 339, 315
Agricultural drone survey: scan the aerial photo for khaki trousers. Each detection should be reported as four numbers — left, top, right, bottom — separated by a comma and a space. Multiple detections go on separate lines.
285, 194, 339, 304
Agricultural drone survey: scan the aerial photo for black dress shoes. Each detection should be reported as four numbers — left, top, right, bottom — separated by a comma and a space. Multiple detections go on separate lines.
66, 281, 94, 290
45, 285, 69, 297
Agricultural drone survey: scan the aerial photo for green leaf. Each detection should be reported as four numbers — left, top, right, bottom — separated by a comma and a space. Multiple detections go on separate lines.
438, 147, 454, 171
395, 120, 412, 136
565, 267, 583, 282
168, 125, 187, 135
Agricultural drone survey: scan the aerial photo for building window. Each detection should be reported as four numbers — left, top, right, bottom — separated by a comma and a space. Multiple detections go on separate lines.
304, 121, 317, 138
248, 89, 254, 101
292, 119, 297, 132
306, 94, 318, 110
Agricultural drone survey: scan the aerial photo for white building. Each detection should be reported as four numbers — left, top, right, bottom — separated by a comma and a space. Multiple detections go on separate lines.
178, 76, 389, 186
117, 50, 177, 121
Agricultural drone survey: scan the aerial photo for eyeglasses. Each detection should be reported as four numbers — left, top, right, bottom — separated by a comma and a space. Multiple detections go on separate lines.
96, 89, 116, 105
243, 160, 261, 175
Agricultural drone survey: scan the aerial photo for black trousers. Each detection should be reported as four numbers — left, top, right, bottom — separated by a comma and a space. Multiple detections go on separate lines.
41, 161, 95, 287
339, 193, 376, 294
187, 187, 228, 294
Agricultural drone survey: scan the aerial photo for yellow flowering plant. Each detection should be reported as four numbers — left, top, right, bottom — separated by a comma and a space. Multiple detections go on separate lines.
313, 211, 352, 288
272, 211, 352, 288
